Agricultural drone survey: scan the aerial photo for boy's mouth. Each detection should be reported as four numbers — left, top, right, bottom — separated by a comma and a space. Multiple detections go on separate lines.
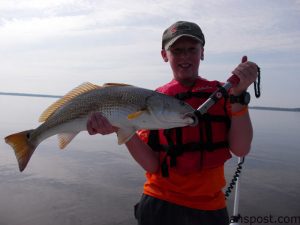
179, 63, 192, 69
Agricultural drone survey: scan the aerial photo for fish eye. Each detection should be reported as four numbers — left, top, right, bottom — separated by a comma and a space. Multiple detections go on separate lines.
163, 102, 170, 108
179, 101, 185, 106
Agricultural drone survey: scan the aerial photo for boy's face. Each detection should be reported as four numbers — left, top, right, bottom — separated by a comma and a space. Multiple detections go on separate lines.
161, 36, 203, 86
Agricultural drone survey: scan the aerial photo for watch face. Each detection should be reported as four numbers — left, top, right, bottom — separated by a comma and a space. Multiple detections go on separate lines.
244, 92, 251, 104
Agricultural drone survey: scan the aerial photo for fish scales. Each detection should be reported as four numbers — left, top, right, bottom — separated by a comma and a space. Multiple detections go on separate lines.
32, 86, 148, 138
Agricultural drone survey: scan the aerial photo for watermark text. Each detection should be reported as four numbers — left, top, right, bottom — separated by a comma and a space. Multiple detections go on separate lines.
237, 214, 300, 225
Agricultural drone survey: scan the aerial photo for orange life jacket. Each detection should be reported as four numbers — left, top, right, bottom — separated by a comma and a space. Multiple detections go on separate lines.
148, 77, 232, 177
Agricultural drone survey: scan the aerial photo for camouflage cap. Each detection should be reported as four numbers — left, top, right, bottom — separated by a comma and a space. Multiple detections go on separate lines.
162, 21, 205, 49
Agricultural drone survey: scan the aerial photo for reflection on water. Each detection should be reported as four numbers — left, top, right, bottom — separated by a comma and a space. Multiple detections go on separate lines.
1, 96, 300, 225
0, 134, 144, 225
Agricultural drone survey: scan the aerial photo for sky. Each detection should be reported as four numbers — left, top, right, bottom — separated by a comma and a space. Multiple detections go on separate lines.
0, 0, 300, 107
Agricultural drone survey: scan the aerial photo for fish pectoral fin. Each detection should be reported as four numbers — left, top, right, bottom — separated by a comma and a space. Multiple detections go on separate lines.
127, 109, 147, 120
57, 132, 79, 149
116, 128, 136, 145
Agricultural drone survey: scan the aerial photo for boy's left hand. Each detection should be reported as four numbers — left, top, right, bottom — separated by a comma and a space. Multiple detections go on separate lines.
231, 56, 258, 95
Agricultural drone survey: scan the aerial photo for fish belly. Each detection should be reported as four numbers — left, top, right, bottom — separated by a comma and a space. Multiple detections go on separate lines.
35, 117, 88, 144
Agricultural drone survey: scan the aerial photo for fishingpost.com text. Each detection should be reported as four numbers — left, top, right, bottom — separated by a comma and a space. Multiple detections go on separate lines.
237, 214, 300, 225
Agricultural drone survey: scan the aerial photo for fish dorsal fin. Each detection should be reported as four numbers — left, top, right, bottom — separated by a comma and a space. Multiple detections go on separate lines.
103, 83, 132, 87
39, 82, 100, 122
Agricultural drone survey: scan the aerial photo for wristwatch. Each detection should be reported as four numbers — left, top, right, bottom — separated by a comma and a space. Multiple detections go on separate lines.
229, 91, 251, 105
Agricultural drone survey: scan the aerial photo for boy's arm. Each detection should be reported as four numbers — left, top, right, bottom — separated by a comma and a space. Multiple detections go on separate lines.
228, 57, 258, 156
228, 104, 253, 156
87, 112, 159, 173
125, 134, 160, 173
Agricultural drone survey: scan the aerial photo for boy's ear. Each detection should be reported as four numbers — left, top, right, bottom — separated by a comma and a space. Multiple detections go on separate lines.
201, 47, 204, 61
161, 49, 168, 62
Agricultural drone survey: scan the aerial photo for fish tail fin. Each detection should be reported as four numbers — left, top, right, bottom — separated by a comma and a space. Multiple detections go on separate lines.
4, 129, 36, 172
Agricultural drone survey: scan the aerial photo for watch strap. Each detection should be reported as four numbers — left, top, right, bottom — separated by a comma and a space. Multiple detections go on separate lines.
229, 92, 250, 105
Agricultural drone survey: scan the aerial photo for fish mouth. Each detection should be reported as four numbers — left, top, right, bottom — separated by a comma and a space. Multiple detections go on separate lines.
183, 112, 198, 126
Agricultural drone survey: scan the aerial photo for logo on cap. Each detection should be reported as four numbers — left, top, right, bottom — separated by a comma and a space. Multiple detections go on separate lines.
170, 26, 177, 33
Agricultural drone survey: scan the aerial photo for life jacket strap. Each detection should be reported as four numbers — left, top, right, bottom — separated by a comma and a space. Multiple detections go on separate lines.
175, 91, 211, 100
147, 87, 231, 177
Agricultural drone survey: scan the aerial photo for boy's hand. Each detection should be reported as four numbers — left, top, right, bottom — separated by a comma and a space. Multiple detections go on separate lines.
86, 112, 118, 135
231, 56, 258, 95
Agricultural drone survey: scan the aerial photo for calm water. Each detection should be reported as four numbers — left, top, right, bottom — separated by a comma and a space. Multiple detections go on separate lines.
0, 96, 299, 225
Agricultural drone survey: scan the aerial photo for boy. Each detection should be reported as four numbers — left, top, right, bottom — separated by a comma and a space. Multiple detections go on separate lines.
87, 21, 258, 225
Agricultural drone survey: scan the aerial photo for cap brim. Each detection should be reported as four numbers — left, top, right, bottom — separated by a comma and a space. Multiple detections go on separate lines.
164, 34, 204, 50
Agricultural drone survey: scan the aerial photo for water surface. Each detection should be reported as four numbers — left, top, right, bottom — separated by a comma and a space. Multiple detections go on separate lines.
1, 96, 299, 225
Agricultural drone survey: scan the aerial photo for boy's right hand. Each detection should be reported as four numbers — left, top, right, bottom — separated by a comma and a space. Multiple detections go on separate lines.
86, 112, 118, 135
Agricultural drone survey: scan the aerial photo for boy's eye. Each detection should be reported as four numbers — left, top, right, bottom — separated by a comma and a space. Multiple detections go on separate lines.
169, 47, 200, 56
172, 48, 182, 54
188, 47, 197, 53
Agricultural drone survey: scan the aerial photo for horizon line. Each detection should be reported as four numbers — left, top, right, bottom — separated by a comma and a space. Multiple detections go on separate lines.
0, 91, 299, 110
0, 92, 62, 98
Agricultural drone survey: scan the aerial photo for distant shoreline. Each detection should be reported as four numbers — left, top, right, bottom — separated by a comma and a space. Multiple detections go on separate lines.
0, 92, 62, 99
250, 106, 300, 112
1, 92, 299, 112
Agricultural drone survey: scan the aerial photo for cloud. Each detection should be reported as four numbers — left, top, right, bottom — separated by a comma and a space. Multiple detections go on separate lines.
1, 0, 299, 53
0, 0, 300, 107
1, 0, 299, 55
